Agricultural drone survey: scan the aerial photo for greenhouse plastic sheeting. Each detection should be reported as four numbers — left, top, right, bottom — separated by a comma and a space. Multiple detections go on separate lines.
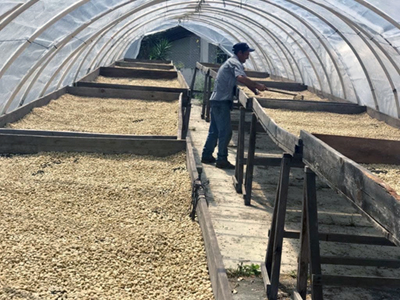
0, 0, 400, 119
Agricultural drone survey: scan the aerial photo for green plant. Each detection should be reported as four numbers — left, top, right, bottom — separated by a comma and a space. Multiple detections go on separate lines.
149, 38, 171, 60
174, 61, 185, 70
226, 262, 261, 278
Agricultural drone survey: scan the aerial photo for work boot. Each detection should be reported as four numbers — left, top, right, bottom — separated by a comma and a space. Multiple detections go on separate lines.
201, 156, 216, 164
216, 160, 235, 169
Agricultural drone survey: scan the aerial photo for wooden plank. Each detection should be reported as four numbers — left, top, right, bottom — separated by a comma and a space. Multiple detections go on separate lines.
209, 69, 218, 79
234, 107, 246, 193
296, 181, 309, 300
186, 134, 233, 300
313, 133, 400, 165
196, 62, 210, 75
320, 256, 400, 268
205, 75, 212, 122
244, 70, 270, 78
367, 107, 400, 129
77, 67, 100, 83
0, 134, 185, 156
243, 114, 257, 206
178, 93, 183, 140
123, 58, 172, 64
317, 274, 400, 288
177, 70, 189, 89
269, 154, 292, 300
201, 72, 209, 119
231, 120, 265, 133
238, 89, 250, 108
305, 168, 323, 300
300, 130, 400, 246
241, 81, 307, 91
261, 264, 271, 292
0, 129, 177, 139
100, 67, 177, 79
257, 99, 366, 114
245, 155, 304, 168
0, 87, 68, 128
115, 61, 174, 70
253, 98, 301, 155
67, 86, 179, 101
292, 291, 304, 300
283, 230, 396, 246
76, 81, 188, 94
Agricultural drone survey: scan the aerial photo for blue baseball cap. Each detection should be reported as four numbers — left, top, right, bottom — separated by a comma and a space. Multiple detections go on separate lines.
232, 42, 255, 53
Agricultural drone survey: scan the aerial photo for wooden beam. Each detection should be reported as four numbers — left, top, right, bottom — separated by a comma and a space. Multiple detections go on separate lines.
0, 134, 185, 157
300, 130, 400, 246
123, 58, 172, 64
254, 81, 307, 91
257, 99, 366, 114
367, 107, 400, 130
316, 274, 400, 288
283, 230, 396, 246
253, 98, 302, 155
186, 134, 233, 300
313, 133, 400, 165
0, 129, 177, 140
100, 67, 177, 79
177, 70, 189, 89
0, 87, 68, 128
67, 86, 179, 101
320, 256, 400, 268
76, 81, 188, 95
238, 89, 250, 108
115, 61, 174, 70
77, 67, 100, 83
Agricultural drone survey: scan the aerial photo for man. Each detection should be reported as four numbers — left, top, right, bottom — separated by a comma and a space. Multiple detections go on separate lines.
201, 42, 267, 169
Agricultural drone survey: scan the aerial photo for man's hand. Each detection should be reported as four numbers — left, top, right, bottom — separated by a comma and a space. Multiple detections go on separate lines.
237, 75, 268, 94
256, 83, 268, 92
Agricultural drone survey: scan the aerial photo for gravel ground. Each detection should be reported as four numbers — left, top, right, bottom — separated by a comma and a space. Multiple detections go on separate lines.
263, 109, 400, 140
362, 164, 400, 195
7, 94, 178, 135
95, 76, 181, 88
0, 152, 214, 300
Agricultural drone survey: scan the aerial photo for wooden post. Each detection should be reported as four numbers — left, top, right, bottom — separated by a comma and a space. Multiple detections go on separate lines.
189, 67, 197, 99
305, 167, 323, 300
267, 154, 292, 300
205, 75, 212, 122
296, 177, 310, 299
201, 71, 209, 119
243, 113, 257, 206
234, 107, 246, 193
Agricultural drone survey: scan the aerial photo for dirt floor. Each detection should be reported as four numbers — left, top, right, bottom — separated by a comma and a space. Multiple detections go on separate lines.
189, 100, 400, 300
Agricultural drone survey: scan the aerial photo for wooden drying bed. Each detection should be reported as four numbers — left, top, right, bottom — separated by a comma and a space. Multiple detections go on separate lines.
114, 60, 175, 70
0, 151, 215, 299
6, 94, 179, 136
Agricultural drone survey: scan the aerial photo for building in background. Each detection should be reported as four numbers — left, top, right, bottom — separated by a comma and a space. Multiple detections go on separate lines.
125, 26, 228, 84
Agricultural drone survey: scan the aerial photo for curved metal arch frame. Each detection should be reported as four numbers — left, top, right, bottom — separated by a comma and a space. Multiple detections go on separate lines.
3, 0, 400, 112
0, 0, 91, 81
354, 0, 400, 31
306, 0, 400, 117
105, 13, 282, 75
97, 7, 294, 80
0, 0, 39, 31
5, 0, 348, 108
50, 9, 261, 94
92, 7, 278, 75
67, 10, 267, 90
2, 0, 140, 114
15, 0, 174, 107
274, 0, 379, 109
